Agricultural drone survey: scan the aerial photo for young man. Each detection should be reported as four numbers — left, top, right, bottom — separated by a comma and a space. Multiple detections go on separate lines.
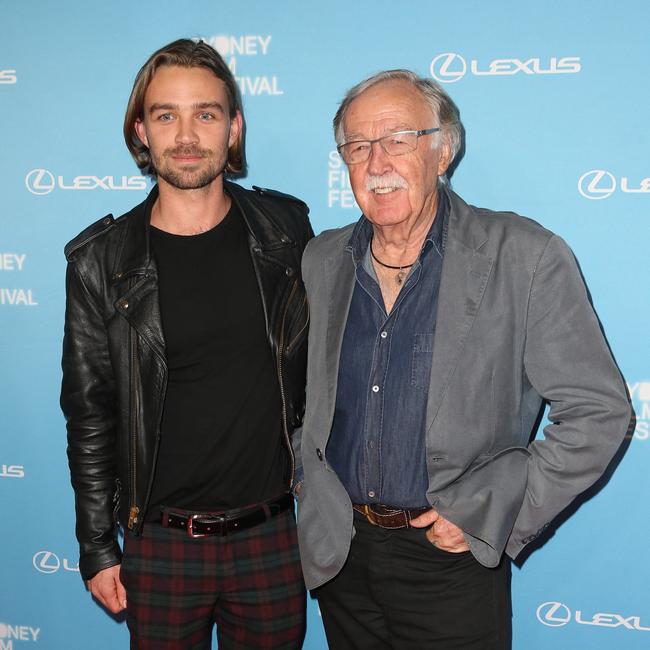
61, 39, 311, 649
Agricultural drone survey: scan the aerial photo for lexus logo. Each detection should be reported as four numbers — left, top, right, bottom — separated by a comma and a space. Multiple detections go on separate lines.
536, 601, 572, 627
31, 550, 79, 573
32, 550, 60, 574
430, 53, 467, 83
578, 169, 616, 200
25, 168, 148, 194
430, 53, 581, 83
25, 168, 56, 195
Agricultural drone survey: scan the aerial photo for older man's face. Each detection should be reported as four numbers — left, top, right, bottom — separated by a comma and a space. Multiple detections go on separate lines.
343, 80, 450, 229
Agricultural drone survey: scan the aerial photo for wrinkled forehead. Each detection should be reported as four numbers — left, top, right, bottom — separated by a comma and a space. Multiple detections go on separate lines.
344, 79, 435, 135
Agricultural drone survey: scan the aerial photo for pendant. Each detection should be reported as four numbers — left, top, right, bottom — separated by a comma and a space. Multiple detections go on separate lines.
396, 270, 405, 285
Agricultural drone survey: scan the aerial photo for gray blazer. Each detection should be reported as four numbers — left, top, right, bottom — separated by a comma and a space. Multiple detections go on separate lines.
294, 188, 631, 591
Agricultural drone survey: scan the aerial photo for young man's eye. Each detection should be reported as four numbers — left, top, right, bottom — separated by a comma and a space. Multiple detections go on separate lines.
199, 112, 214, 121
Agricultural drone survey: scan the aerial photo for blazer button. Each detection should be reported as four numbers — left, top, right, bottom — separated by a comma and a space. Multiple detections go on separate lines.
316, 448, 323, 461
285, 267, 295, 277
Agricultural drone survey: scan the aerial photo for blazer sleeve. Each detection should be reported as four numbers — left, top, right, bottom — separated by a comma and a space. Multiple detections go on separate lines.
505, 235, 631, 558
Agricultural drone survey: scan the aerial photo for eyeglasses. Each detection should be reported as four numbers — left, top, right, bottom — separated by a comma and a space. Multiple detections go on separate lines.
337, 128, 440, 164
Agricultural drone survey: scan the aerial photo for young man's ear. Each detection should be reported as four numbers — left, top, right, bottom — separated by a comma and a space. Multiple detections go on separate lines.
134, 119, 149, 148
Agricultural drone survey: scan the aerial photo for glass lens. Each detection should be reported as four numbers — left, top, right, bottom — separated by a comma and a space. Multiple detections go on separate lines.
381, 131, 418, 156
341, 141, 371, 164
339, 131, 420, 164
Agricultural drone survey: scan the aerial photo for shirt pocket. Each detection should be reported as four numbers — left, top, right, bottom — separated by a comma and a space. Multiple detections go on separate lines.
411, 332, 434, 390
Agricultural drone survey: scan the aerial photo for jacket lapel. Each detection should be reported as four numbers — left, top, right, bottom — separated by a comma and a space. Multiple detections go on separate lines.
324, 244, 356, 419
112, 186, 167, 363
425, 191, 493, 431
226, 181, 297, 339
115, 274, 167, 363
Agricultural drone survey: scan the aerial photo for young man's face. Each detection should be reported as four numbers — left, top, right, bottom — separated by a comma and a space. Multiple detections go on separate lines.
135, 65, 242, 190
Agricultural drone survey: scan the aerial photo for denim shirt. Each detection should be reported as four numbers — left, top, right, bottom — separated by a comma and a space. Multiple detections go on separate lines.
327, 194, 448, 508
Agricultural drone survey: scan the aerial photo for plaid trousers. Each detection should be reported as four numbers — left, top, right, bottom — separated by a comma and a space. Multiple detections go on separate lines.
120, 508, 306, 649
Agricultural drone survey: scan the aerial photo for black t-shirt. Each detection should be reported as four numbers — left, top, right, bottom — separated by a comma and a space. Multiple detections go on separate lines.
146, 203, 286, 518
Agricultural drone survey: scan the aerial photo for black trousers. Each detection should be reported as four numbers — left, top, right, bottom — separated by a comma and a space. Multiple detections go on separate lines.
315, 512, 511, 649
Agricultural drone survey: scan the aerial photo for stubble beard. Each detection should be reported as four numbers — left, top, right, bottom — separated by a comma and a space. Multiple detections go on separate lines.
154, 146, 227, 190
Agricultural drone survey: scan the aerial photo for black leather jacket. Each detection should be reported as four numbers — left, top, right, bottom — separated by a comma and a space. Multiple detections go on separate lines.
61, 182, 313, 580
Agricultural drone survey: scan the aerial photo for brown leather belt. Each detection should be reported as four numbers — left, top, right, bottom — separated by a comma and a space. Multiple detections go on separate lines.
160, 493, 293, 538
352, 503, 430, 529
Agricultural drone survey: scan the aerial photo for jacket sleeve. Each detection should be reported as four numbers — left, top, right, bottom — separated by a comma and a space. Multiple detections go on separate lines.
60, 260, 122, 581
505, 235, 632, 558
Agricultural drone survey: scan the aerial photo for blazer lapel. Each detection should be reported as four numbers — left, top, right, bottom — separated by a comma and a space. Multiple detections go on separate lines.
426, 192, 493, 431
323, 244, 356, 421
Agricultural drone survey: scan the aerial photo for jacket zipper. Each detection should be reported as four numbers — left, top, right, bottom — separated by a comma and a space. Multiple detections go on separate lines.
112, 478, 122, 524
137, 370, 167, 533
277, 278, 298, 488
127, 328, 140, 529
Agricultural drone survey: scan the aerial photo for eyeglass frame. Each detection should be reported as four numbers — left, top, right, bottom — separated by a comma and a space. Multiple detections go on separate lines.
337, 128, 441, 164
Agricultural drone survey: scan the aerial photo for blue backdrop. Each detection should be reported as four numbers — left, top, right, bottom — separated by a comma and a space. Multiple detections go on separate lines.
1, 2, 648, 648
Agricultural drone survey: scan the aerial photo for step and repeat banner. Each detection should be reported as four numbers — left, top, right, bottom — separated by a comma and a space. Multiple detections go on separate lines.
1, 1, 648, 649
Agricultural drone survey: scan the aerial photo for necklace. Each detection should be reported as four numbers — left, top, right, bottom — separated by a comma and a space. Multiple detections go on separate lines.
370, 240, 417, 285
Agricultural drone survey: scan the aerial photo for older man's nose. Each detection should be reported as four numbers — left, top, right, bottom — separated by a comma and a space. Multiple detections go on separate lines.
367, 140, 392, 175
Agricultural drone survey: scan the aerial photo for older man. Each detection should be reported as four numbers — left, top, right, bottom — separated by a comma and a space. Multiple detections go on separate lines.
293, 70, 630, 648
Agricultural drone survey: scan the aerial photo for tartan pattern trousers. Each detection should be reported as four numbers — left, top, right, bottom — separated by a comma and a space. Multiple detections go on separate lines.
120, 508, 306, 649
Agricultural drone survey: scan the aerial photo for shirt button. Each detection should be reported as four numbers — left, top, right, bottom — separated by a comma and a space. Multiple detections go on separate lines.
371, 385, 380, 393
380, 331, 388, 339
368, 491, 375, 498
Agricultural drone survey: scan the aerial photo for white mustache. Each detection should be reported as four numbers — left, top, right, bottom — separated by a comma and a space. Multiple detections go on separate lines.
365, 173, 408, 192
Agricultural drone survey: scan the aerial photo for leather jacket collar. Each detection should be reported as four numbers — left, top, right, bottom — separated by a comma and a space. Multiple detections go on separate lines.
112, 181, 296, 283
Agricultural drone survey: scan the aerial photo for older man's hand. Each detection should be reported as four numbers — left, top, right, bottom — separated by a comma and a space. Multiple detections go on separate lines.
410, 509, 470, 553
